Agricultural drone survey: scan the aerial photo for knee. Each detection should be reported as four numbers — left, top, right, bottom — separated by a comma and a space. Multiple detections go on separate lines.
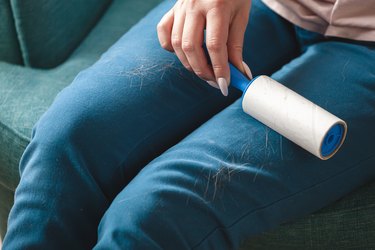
31, 69, 114, 152
31, 98, 92, 151
20, 81, 106, 177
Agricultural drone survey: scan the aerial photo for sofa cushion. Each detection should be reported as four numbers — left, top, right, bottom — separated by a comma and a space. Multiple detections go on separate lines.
10, 0, 111, 68
0, 0, 22, 64
240, 181, 375, 249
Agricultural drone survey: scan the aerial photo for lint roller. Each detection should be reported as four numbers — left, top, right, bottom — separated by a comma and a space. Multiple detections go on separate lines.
229, 64, 347, 160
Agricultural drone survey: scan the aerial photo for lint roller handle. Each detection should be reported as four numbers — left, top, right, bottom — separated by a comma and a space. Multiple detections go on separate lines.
229, 64, 347, 160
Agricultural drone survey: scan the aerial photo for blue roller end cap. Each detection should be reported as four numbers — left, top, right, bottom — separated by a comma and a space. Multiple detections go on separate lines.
321, 123, 345, 157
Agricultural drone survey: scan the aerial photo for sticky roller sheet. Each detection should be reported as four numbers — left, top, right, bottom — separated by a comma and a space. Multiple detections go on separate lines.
229, 64, 347, 160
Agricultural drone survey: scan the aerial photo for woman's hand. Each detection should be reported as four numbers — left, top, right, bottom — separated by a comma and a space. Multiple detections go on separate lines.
157, 0, 252, 96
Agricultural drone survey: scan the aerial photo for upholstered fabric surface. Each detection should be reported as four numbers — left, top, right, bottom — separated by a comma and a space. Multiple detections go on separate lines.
241, 181, 375, 249
10, 0, 111, 68
0, 0, 22, 64
0, 0, 163, 238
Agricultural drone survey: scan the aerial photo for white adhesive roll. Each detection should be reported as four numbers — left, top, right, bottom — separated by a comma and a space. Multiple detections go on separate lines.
242, 75, 347, 160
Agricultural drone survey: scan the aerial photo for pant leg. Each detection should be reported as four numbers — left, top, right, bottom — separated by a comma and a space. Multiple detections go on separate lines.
3, 0, 299, 249
94, 40, 375, 249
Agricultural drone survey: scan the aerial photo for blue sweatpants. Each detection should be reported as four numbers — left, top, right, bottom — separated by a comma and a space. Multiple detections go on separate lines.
4, 0, 375, 249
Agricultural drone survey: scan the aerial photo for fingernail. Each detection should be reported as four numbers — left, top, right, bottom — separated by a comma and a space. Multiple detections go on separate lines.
206, 81, 220, 89
242, 61, 253, 79
218, 78, 228, 96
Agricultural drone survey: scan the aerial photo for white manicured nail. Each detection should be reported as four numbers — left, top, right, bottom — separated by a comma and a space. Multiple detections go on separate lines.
206, 81, 220, 89
242, 61, 253, 79
218, 78, 228, 96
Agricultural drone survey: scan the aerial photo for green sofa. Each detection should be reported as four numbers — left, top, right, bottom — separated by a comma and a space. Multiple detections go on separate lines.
0, 0, 374, 248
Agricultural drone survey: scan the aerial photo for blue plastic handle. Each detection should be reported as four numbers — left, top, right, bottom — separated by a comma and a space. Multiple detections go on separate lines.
229, 63, 250, 92
229, 63, 258, 94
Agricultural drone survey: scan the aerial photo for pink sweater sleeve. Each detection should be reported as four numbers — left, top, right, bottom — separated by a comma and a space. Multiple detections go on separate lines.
262, 0, 375, 42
